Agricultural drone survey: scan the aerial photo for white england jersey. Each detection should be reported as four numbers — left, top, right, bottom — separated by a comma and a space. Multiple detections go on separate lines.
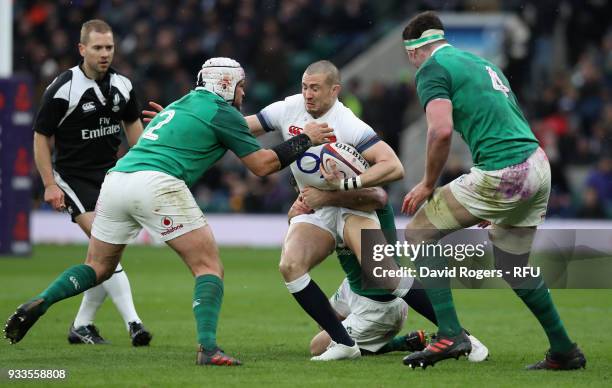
257, 94, 380, 189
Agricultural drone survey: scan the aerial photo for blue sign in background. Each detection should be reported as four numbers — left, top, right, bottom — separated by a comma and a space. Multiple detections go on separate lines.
0, 76, 33, 256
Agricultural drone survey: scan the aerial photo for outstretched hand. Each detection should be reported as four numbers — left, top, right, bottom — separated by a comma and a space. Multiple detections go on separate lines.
401, 181, 434, 215
142, 101, 164, 123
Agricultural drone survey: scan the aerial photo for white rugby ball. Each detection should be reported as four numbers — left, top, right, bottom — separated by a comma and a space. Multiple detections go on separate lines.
320, 143, 369, 184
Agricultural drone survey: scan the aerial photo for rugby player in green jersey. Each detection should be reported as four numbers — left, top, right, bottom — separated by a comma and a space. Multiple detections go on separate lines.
289, 188, 487, 362
4, 57, 333, 366
399, 11, 585, 370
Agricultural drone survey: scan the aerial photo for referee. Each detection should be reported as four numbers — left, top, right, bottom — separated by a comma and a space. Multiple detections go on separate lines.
32, 19, 151, 346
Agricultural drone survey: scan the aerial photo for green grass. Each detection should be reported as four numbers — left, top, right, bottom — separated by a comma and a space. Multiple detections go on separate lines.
1, 245, 611, 387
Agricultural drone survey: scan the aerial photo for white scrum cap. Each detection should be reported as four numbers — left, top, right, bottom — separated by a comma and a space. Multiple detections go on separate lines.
196, 57, 245, 103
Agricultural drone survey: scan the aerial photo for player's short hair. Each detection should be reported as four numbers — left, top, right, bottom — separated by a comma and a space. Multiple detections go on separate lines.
402, 11, 444, 41
304, 60, 341, 86
80, 19, 113, 44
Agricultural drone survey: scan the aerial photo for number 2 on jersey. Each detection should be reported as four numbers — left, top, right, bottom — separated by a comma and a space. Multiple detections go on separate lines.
485, 66, 510, 97
143, 109, 175, 140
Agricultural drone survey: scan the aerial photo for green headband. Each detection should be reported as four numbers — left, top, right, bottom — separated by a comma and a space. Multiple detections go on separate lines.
404, 29, 445, 50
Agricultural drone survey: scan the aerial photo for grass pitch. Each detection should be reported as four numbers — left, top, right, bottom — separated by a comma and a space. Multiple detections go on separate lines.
1, 245, 611, 387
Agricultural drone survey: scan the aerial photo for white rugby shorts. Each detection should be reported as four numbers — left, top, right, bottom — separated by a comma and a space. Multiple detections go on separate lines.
330, 279, 408, 352
92, 171, 207, 244
290, 206, 379, 246
450, 147, 551, 227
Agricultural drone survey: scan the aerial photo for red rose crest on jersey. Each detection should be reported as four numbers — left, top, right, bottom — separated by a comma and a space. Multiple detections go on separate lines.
288, 125, 336, 142
288, 125, 302, 136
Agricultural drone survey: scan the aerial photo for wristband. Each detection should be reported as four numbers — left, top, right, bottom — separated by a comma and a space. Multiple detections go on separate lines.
339, 176, 362, 191
271, 134, 313, 170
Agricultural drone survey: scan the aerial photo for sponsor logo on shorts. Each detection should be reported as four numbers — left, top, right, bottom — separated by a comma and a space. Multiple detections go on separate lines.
161, 223, 184, 236
161, 216, 173, 228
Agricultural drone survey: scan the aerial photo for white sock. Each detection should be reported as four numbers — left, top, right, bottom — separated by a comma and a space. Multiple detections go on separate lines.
285, 273, 311, 293
102, 263, 142, 331
73, 284, 107, 328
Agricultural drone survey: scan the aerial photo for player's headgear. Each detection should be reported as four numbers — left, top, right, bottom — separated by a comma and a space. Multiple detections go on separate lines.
196, 57, 245, 103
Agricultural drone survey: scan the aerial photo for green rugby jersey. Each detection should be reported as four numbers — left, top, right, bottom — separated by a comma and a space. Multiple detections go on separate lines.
416, 45, 539, 170
337, 203, 397, 297
112, 89, 261, 187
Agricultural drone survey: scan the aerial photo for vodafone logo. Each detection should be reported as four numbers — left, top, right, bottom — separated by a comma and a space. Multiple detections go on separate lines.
161, 216, 173, 228
160, 216, 184, 236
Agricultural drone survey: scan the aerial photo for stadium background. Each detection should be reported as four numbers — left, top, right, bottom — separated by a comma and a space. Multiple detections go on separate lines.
11, 0, 612, 220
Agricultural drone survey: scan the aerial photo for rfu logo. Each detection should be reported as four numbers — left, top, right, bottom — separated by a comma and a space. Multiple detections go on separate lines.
290, 124, 336, 141
82, 102, 96, 112
112, 93, 120, 112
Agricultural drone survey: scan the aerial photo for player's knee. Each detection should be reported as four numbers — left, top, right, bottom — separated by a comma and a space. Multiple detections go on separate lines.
405, 223, 438, 245
278, 254, 308, 280
90, 262, 115, 284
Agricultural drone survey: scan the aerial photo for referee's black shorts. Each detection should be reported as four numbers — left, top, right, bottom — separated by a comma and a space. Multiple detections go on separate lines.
53, 171, 103, 222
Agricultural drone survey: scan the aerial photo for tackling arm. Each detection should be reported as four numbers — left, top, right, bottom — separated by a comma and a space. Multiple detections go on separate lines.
245, 114, 267, 137
241, 122, 333, 177
301, 186, 388, 212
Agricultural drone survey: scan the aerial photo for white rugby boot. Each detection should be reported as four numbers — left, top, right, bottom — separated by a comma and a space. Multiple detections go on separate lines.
311, 340, 361, 361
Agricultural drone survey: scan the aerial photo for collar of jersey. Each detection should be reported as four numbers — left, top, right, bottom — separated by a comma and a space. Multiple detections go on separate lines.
431, 43, 452, 57
194, 87, 226, 102
77, 60, 115, 82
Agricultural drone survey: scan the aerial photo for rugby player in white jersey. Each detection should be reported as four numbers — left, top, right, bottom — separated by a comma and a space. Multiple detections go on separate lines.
244, 60, 413, 360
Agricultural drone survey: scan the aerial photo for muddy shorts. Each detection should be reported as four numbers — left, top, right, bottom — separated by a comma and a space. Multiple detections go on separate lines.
449, 147, 551, 227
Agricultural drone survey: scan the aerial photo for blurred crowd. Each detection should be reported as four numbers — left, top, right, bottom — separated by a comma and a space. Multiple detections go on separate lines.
14, 0, 611, 218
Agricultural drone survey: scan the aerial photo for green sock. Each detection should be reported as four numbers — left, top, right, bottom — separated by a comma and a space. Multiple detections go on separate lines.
414, 251, 462, 337
35, 264, 97, 313
514, 277, 574, 353
193, 274, 224, 350
376, 336, 411, 354
424, 288, 462, 337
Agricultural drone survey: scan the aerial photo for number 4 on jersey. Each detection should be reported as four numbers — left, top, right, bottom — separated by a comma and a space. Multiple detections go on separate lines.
143, 109, 175, 140
485, 66, 510, 97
